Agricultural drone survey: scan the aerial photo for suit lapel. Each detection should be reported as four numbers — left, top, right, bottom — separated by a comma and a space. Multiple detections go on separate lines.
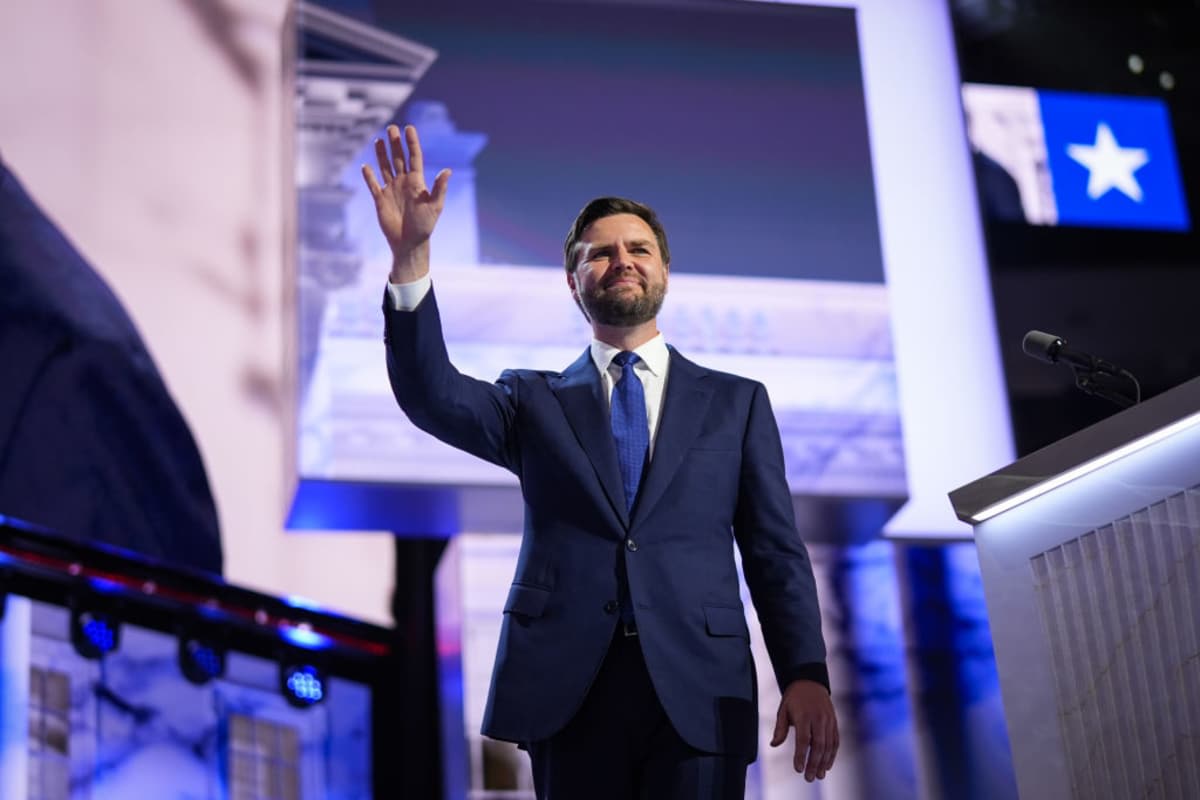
551, 349, 629, 528
632, 348, 713, 526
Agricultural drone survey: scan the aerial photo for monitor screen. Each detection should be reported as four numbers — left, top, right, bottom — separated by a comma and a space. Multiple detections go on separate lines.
293, 0, 903, 506
962, 82, 1190, 232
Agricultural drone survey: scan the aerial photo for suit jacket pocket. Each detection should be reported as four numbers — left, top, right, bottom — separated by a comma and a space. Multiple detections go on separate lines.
504, 583, 551, 619
703, 605, 749, 639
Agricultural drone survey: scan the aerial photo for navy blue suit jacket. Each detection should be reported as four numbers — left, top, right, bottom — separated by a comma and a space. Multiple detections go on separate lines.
0, 158, 222, 573
384, 289, 826, 758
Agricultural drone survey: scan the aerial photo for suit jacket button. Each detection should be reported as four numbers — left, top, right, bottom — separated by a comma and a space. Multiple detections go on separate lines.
626, 538, 638, 552
603, 600, 618, 614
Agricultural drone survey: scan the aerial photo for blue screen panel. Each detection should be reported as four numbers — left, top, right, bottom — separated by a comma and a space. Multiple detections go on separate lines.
1039, 90, 1189, 231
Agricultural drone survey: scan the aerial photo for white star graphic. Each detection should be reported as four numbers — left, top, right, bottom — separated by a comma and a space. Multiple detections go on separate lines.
1066, 122, 1150, 202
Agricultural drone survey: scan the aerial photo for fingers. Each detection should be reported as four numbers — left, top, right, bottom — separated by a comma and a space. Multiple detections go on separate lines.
769, 703, 788, 748
431, 168, 452, 210
374, 135, 394, 183
802, 721, 826, 782
794, 722, 811, 776
801, 712, 838, 782
822, 719, 840, 776
406, 125, 424, 178
388, 124, 407, 176
372, 125, 432, 188
361, 164, 383, 199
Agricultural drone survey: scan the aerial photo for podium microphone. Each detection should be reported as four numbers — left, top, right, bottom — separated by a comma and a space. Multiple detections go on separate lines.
1021, 330, 1121, 374
1021, 330, 1141, 407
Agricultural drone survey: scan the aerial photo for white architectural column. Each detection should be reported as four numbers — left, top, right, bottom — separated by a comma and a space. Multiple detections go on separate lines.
0, 596, 32, 800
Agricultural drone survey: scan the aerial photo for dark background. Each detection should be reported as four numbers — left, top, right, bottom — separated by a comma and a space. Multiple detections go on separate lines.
951, 0, 1200, 455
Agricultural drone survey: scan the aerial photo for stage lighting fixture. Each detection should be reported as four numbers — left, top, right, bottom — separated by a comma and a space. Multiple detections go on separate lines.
280, 663, 327, 709
179, 638, 226, 685
70, 609, 120, 660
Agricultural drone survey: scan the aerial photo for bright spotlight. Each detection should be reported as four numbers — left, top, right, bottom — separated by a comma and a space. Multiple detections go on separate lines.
280, 663, 327, 709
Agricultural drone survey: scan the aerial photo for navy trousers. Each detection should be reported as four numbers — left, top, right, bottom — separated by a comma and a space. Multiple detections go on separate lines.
528, 629, 749, 800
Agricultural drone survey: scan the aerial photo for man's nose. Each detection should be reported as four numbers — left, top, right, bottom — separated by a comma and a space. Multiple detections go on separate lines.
611, 245, 635, 269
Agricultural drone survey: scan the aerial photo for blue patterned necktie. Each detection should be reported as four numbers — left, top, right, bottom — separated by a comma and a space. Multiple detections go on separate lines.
610, 351, 649, 514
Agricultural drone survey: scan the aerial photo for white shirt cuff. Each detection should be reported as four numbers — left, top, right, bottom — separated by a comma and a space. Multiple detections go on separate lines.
385, 274, 432, 311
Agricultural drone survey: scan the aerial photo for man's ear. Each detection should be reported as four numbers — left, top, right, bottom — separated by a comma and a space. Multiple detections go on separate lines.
567, 270, 577, 294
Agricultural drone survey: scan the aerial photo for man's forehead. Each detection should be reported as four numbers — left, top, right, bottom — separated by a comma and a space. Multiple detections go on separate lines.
579, 213, 656, 245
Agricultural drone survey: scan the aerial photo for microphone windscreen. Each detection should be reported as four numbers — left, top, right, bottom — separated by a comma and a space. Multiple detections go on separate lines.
1021, 330, 1062, 363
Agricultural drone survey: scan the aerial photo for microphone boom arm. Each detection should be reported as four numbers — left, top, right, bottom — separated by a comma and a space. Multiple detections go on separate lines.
1071, 365, 1140, 409
1022, 329, 1142, 409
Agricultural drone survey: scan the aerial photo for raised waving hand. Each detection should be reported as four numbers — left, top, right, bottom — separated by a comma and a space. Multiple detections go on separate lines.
361, 124, 451, 283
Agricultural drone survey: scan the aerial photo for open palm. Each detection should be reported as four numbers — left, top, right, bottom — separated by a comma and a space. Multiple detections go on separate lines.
361, 124, 451, 256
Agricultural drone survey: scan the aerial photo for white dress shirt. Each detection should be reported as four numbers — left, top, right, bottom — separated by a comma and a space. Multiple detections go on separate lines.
386, 277, 670, 457
587, 335, 668, 458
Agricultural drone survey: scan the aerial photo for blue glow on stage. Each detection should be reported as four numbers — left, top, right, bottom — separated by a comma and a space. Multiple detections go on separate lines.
284, 594, 324, 612
286, 479, 462, 535
281, 625, 334, 651
87, 576, 125, 594
83, 619, 115, 652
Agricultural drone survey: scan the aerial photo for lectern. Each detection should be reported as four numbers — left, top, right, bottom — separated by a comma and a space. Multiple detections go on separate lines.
950, 377, 1200, 800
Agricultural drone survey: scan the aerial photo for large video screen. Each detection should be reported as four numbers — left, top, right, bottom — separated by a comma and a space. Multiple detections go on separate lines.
962, 82, 1190, 231
293, 0, 903, 502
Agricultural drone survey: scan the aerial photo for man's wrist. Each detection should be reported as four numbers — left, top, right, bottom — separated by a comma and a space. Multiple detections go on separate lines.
389, 240, 431, 284
386, 273, 432, 311
780, 663, 830, 694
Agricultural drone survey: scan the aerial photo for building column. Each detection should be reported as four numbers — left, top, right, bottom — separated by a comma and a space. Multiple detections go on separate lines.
894, 542, 1019, 800
0, 595, 32, 800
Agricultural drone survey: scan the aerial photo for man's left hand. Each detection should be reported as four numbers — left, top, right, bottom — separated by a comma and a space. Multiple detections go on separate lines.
769, 679, 839, 781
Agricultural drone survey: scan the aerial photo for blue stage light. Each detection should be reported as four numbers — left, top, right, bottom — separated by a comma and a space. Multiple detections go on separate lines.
281, 625, 333, 651
179, 638, 226, 685
71, 609, 120, 660
281, 663, 327, 708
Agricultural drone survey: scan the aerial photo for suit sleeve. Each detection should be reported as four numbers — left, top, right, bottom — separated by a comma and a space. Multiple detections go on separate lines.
382, 286, 519, 473
732, 382, 829, 693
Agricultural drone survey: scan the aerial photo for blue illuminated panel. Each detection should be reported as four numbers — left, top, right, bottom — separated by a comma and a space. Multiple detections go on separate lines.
963, 83, 1190, 232
1040, 91, 1189, 231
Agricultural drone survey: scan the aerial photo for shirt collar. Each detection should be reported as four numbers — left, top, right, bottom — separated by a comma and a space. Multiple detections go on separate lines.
590, 333, 669, 379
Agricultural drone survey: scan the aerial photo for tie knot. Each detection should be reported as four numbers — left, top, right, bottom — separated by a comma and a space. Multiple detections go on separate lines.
613, 351, 641, 370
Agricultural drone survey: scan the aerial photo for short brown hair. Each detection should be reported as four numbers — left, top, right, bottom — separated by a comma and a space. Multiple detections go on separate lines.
562, 197, 670, 274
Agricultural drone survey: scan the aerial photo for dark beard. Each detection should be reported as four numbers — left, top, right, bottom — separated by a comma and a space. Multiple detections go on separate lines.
579, 280, 666, 326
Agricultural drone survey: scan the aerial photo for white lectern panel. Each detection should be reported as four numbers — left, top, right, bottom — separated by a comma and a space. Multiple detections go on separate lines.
970, 408, 1200, 800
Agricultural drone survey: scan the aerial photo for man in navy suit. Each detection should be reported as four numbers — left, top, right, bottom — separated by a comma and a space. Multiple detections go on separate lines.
364, 125, 837, 798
